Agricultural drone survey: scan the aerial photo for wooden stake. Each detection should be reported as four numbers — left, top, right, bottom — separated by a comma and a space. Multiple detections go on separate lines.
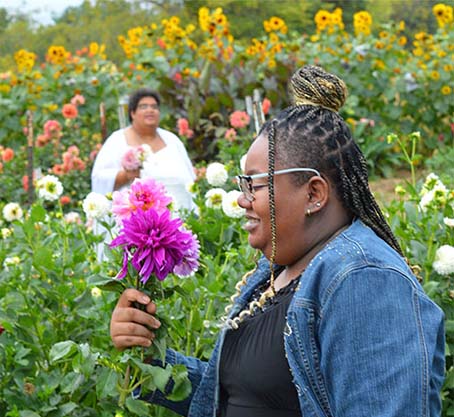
26, 110, 34, 205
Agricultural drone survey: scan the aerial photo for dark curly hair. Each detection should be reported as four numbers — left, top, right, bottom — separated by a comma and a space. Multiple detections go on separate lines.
128, 88, 161, 122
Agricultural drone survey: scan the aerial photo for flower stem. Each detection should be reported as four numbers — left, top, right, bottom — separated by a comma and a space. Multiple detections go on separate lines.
119, 364, 131, 408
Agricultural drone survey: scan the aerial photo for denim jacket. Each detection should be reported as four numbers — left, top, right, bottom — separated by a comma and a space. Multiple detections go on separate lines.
144, 219, 445, 417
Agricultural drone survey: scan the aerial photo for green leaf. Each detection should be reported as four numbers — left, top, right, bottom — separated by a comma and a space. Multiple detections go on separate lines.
445, 320, 454, 333
151, 365, 172, 393
167, 364, 192, 402
152, 337, 167, 365
87, 275, 126, 292
58, 402, 78, 415
30, 204, 46, 223
19, 412, 41, 417
33, 246, 55, 270
60, 372, 85, 394
49, 341, 78, 363
96, 368, 119, 399
125, 397, 150, 415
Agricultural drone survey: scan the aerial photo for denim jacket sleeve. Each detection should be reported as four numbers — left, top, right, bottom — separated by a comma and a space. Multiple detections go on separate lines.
141, 348, 208, 416
318, 266, 445, 417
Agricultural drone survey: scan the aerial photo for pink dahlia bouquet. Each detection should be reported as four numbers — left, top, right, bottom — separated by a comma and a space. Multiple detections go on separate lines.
110, 175, 199, 292
121, 144, 152, 171
109, 176, 199, 406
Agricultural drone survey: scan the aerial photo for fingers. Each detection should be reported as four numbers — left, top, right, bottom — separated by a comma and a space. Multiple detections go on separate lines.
111, 322, 155, 349
117, 288, 152, 308
110, 289, 161, 350
114, 304, 161, 329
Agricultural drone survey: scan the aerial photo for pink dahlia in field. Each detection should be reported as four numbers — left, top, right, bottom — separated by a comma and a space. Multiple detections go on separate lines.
177, 118, 194, 138
112, 177, 172, 222
110, 207, 199, 282
229, 111, 250, 129
43, 120, 62, 138
62, 103, 78, 119
71, 94, 85, 106
225, 128, 237, 142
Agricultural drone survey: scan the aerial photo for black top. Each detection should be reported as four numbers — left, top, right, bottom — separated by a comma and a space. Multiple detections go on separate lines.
219, 277, 302, 417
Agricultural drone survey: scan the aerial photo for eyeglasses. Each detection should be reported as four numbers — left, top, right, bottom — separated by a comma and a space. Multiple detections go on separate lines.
137, 103, 159, 111
236, 168, 321, 202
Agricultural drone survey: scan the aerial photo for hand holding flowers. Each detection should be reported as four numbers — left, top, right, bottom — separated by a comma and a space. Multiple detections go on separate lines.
121, 144, 152, 171
108, 176, 199, 407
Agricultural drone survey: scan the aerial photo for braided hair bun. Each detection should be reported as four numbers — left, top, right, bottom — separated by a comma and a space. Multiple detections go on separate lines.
288, 65, 348, 112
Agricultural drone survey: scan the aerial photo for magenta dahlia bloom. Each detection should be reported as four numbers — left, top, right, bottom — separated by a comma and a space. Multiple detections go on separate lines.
112, 177, 172, 222
110, 207, 198, 283
173, 233, 200, 277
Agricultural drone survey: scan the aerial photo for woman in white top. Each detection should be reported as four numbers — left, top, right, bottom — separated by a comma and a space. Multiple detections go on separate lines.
91, 88, 196, 260
91, 88, 196, 211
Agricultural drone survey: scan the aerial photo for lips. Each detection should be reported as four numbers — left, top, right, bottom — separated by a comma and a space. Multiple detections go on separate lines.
243, 215, 260, 232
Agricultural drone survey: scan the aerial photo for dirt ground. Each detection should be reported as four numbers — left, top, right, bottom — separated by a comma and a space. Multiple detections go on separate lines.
369, 170, 413, 205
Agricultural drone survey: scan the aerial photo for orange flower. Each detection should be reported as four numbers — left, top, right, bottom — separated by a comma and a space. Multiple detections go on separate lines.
62, 103, 78, 119
60, 195, 71, 205
52, 164, 65, 176
262, 98, 271, 115
1, 148, 14, 162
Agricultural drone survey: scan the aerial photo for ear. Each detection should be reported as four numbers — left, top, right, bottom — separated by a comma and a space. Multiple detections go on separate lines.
304, 176, 330, 215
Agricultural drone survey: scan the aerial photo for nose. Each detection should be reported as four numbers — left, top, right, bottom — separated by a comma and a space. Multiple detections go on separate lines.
237, 192, 252, 209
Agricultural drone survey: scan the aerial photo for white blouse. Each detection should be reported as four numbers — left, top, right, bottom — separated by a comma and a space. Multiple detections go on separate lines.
91, 127, 196, 211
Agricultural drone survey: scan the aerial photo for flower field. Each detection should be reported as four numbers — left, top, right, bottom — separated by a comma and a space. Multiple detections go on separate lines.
0, 4, 454, 416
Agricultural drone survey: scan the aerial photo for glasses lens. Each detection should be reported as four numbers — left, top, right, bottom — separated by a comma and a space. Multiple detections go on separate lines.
138, 104, 159, 110
238, 176, 254, 201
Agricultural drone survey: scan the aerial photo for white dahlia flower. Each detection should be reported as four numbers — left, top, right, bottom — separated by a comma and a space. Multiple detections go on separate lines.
206, 162, 228, 186
2, 202, 23, 222
433, 245, 454, 275
82, 192, 110, 219
222, 190, 245, 218
205, 188, 227, 208
36, 175, 63, 201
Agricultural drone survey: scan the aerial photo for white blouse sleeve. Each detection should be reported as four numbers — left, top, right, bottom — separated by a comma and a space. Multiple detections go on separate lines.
91, 129, 127, 194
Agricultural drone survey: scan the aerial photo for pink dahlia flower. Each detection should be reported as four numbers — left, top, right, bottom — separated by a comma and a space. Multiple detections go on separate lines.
122, 148, 141, 171
112, 177, 172, 222
173, 234, 200, 277
229, 111, 250, 129
110, 208, 198, 282
43, 120, 62, 138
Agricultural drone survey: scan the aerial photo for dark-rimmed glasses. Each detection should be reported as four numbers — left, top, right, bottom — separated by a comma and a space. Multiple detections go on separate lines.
137, 103, 159, 111
236, 168, 321, 202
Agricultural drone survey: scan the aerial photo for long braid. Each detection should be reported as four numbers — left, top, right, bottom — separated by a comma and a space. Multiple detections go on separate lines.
267, 120, 278, 296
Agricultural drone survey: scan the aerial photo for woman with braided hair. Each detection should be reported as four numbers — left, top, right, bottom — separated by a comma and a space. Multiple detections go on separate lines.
110, 65, 445, 417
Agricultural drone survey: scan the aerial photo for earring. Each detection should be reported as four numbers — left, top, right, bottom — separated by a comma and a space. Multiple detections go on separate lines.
305, 208, 312, 217
315, 202, 321, 207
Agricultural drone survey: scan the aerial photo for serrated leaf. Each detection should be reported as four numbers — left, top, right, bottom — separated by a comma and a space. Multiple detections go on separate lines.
125, 397, 150, 415
96, 368, 119, 399
30, 204, 46, 222
49, 341, 78, 363
166, 364, 192, 402
87, 275, 126, 292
